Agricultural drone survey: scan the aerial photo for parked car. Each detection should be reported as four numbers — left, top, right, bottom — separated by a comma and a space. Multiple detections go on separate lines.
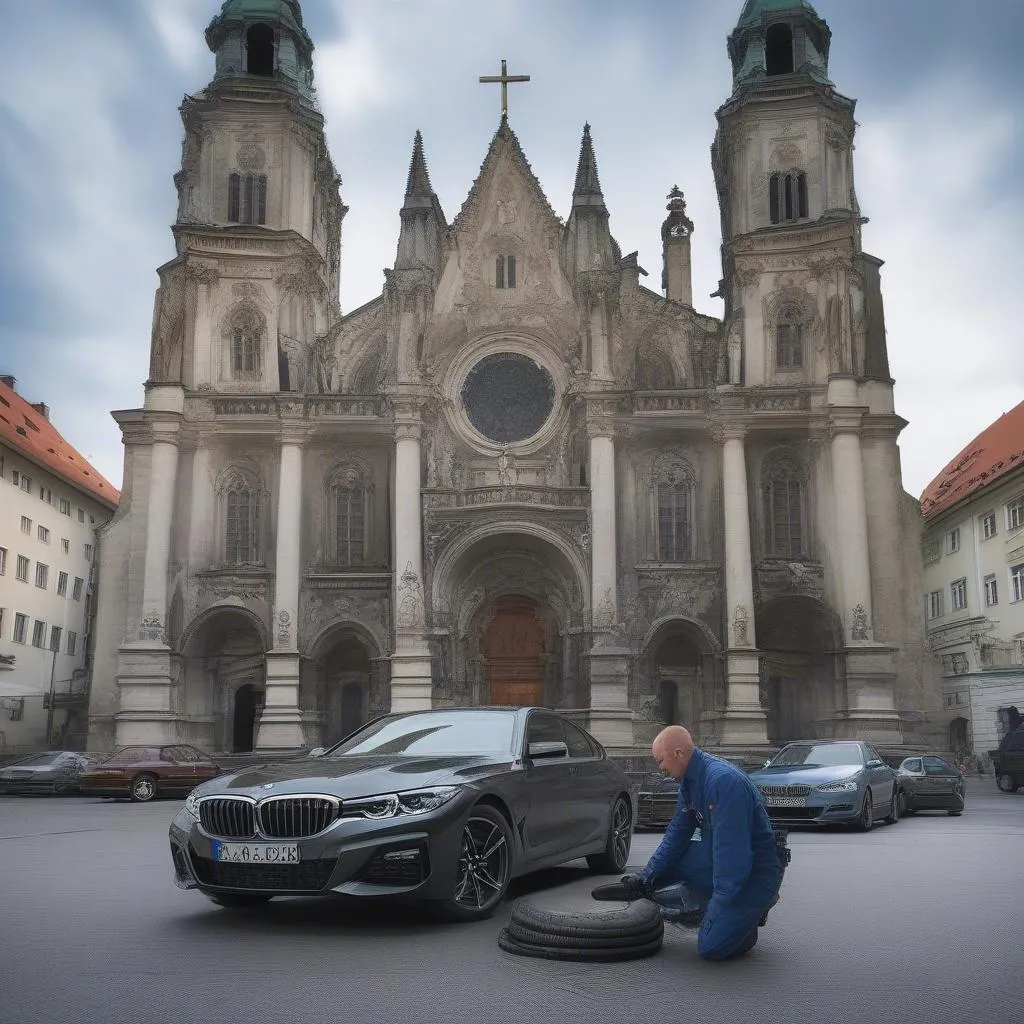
897, 755, 965, 815
78, 744, 221, 802
747, 739, 901, 831
989, 723, 1024, 793
635, 772, 680, 830
169, 706, 635, 921
0, 750, 103, 795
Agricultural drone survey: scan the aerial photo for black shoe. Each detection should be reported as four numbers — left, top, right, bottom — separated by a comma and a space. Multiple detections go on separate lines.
758, 893, 780, 927
734, 929, 759, 956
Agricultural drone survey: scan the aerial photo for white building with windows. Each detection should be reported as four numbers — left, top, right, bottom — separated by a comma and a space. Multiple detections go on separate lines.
920, 400, 1024, 761
89, 0, 944, 760
0, 376, 119, 755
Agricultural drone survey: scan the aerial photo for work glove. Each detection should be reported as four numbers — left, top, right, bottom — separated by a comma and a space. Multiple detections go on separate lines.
618, 873, 655, 900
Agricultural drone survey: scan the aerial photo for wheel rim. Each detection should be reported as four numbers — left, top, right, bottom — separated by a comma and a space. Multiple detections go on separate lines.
998, 774, 1013, 792
611, 799, 632, 869
134, 778, 155, 800
454, 816, 509, 911
862, 793, 872, 828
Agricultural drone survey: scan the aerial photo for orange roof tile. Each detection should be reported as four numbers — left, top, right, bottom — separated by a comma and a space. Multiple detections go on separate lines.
0, 379, 120, 510
919, 400, 1024, 520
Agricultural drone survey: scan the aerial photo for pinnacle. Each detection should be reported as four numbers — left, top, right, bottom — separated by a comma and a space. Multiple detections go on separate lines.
404, 130, 434, 199
573, 123, 603, 201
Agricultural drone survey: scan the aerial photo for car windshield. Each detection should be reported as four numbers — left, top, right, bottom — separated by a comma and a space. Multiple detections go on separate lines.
10, 752, 63, 767
326, 710, 517, 757
770, 742, 864, 768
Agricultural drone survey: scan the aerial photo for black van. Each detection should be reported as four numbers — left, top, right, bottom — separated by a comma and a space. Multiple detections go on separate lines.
989, 723, 1024, 793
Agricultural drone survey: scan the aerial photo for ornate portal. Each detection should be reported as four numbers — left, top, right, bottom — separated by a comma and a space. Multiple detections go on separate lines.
460, 352, 555, 443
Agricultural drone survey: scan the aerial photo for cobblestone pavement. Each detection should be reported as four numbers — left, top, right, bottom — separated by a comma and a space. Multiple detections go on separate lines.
0, 779, 1020, 1024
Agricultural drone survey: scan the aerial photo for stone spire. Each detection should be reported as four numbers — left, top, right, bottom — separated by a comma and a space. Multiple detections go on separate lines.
394, 131, 446, 274
404, 130, 434, 201
572, 123, 605, 209
564, 124, 615, 279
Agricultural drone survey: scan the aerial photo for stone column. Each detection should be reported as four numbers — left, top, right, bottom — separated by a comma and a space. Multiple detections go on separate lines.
187, 443, 213, 573
585, 400, 632, 747
139, 424, 181, 641
257, 429, 306, 749
390, 401, 433, 711
719, 427, 768, 746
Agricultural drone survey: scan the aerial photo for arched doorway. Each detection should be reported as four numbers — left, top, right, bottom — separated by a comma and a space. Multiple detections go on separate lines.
314, 632, 371, 746
949, 716, 970, 756
643, 620, 718, 741
757, 597, 839, 744
232, 683, 262, 753
484, 595, 545, 706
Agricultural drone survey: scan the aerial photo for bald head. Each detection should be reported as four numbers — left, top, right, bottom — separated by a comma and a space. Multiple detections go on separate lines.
652, 725, 695, 778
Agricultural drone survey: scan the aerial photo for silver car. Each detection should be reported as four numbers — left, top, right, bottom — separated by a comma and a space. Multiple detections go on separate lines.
897, 755, 965, 816
0, 750, 101, 795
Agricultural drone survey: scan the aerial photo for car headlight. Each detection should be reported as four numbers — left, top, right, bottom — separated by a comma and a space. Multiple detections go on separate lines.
183, 791, 203, 818
342, 786, 460, 819
816, 779, 859, 793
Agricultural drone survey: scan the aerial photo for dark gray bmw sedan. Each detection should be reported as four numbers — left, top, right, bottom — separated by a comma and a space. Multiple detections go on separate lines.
169, 707, 634, 921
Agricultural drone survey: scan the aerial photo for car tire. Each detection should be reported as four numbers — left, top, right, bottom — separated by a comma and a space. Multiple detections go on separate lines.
586, 795, 633, 874
435, 804, 513, 923
996, 773, 1019, 793
498, 930, 663, 962
856, 790, 873, 831
129, 774, 158, 803
206, 893, 273, 908
884, 788, 901, 825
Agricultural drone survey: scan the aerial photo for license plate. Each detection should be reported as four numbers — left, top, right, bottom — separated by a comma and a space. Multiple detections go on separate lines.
765, 796, 805, 808
211, 841, 300, 864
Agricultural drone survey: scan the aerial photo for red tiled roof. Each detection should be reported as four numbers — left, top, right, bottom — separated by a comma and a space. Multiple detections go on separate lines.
919, 400, 1024, 520
0, 379, 120, 510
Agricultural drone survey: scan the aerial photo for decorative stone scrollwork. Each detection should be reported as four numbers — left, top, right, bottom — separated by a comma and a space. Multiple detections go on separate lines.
140, 614, 164, 643
851, 604, 871, 642
732, 604, 749, 646
396, 563, 425, 629
277, 610, 292, 646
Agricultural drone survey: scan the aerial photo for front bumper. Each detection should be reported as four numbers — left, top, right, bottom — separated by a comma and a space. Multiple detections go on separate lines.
759, 789, 866, 826
169, 792, 476, 902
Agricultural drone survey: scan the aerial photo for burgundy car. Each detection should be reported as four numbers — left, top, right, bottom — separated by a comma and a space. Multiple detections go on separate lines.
78, 745, 221, 802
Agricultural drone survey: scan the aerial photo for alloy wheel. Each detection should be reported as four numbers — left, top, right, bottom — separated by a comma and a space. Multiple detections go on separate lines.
611, 798, 632, 871
858, 790, 873, 831
454, 815, 510, 912
130, 775, 157, 802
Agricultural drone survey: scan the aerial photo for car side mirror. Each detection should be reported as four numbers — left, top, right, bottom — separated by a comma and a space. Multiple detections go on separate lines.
763, 759, 771, 768
866, 759, 884, 769
308, 747, 327, 758
528, 741, 568, 760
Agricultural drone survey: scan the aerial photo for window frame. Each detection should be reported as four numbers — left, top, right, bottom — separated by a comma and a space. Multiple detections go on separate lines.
950, 577, 968, 611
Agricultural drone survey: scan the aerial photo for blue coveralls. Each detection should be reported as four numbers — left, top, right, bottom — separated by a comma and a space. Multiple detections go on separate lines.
640, 748, 782, 960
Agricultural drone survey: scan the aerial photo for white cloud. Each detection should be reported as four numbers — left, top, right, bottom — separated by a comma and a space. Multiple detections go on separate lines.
150, 0, 210, 74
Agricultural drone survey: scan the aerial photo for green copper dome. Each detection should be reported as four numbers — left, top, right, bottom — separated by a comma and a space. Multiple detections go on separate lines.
736, 0, 821, 28
206, 0, 312, 54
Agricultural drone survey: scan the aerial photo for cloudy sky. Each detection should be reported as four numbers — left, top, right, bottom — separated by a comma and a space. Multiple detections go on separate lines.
0, 0, 1020, 499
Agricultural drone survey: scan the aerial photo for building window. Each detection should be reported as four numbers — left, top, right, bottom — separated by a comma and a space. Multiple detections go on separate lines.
66, 631, 77, 655
326, 464, 370, 566
57, 571, 68, 597
227, 173, 268, 225
926, 590, 943, 619
19, 474, 31, 492
49, 626, 62, 653
21, 516, 31, 534
84, 543, 93, 561
13, 613, 28, 644
72, 577, 83, 601
227, 305, 264, 379
982, 511, 997, 539
769, 171, 808, 223
984, 575, 998, 606
220, 468, 264, 566
38, 526, 50, 543
762, 449, 807, 558
35, 563, 49, 589
16, 556, 29, 582
245, 23, 275, 76
775, 322, 803, 369
31, 620, 47, 648
1011, 563, 1024, 603
950, 578, 967, 611
0, 547, 5, 575
62, 538, 69, 554
1008, 499, 1024, 531
495, 255, 517, 289
947, 528, 961, 554
77, 508, 85, 523
39, 485, 52, 504
59, 497, 71, 516
765, 23, 795, 76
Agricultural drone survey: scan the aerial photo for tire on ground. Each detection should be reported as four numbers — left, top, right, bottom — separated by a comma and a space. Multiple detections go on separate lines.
507, 920, 664, 950
498, 929, 663, 962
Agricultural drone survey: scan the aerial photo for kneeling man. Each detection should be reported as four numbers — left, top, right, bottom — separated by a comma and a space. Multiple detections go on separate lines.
624, 725, 783, 960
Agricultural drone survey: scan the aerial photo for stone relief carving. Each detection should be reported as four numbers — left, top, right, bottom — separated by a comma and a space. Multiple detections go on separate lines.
637, 570, 719, 627
754, 561, 825, 605
732, 604, 749, 646
149, 264, 186, 383
396, 563, 425, 629
277, 610, 292, 647
851, 604, 871, 642
497, 447, 519, 487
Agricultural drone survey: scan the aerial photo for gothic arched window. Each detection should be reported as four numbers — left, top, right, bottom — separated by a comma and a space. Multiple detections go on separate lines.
228, 306, 264, 380
228, 173, 268, 225
775, 303, 805, 369
765, 24, 795, 76
326, 464, 371, 566
495, 255, 517, 289
219, 467, 264, 566
761, 449, 808, 559
650, 455, 696, 562
635, 349, 674, 390
769, 171, 808, 224
246, 24, 275, 76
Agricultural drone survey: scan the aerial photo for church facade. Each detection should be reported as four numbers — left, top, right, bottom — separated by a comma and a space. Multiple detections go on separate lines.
88, 0, 943, 757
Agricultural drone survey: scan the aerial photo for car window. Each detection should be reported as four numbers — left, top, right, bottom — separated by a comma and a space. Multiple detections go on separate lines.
12, 752, 63, 766
103, 747, 160, 764
563, 721, 596, 759
923, 756, 957, 776
902, 758, 923, 773
770, 742, 865, 767
182, 745, 210, 762
329, 710, 517, 756
171, 746, 198, 762
526, 714, 565, 748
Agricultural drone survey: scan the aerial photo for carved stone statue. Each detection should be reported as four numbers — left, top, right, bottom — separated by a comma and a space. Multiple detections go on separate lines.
728, 320, 743, 385
497, 447, 518, 487
149, 266, 186, 383
309, 333, 336, 393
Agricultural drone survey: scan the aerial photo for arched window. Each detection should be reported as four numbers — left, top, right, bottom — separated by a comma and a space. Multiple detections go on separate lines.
635, 349, 674, 390
765, 24, 795, 76
227, 306, 264, 379
495, 255, 517, 289
769, 171, 808, 223
228, 173, 268, 225
219, 467, 264, 566
326, 464, 371, 566
246, 24, 275, 76
762, 449, 807, 558
775, 304, 805, 369
651, 455, 696, 562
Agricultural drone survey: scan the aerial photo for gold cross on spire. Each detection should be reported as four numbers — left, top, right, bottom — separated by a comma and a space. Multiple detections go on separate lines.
479, 59, 530, 118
